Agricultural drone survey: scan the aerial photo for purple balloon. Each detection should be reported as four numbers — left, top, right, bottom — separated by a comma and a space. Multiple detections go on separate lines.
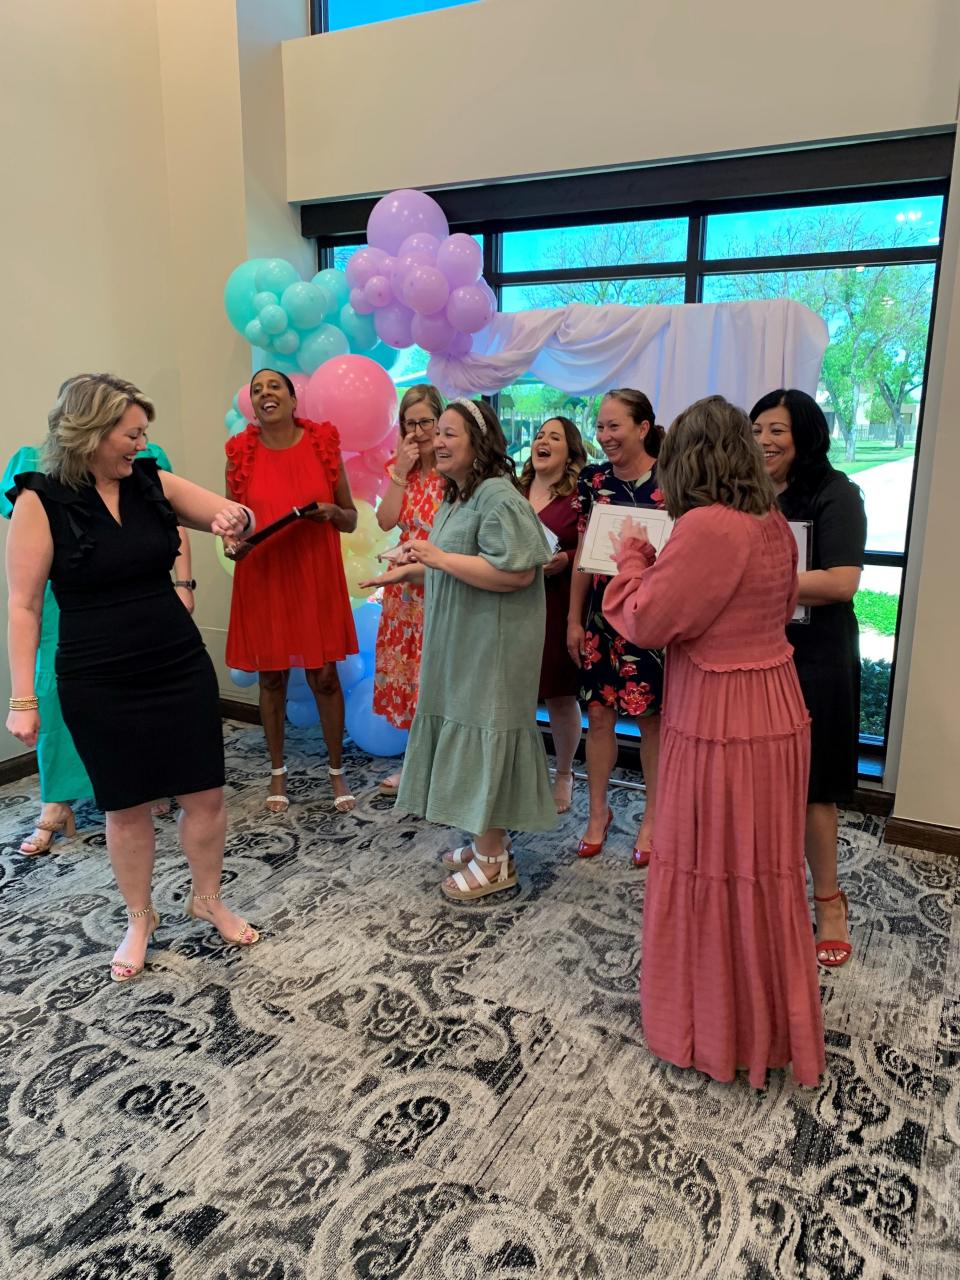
374, 301, 415, 349
364, 274, 393, 308
446, 284, 494, 334
389, 250, 433, 298
350, 287, 375, 316
437, 234, 482, 288
367, 189, 450, 256
411, 309, 456, 355
401, 263, 450, 317
448, 331, 473, 358
398, 231, 441, 262
345, 246, 391, 290
479, 277, 498, 310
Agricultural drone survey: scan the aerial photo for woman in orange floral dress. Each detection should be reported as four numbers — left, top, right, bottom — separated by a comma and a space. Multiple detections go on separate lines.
372, 384, 445, 794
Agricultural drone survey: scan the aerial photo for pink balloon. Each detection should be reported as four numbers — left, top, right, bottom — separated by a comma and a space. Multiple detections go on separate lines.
448, 331, 473, 358
411, 309, 456, 354
350, 287, 375, 316
398, 231, 441, 262
344, 453, 382, 505
401, 263, 450, 317
363, 274, 393, 308
446, 284, 494, 334
345, 246, 391, 290
374, 301, 415, 349
389, 250, 433, 299
237, 383, 254, 420
361, 441, 395, 477
367, 189, 450, 256
304, 356, 397, 452
437, 234, 482, 288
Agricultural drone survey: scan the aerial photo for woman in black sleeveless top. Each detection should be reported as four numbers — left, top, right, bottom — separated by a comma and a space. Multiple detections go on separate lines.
5, 374, 261, 983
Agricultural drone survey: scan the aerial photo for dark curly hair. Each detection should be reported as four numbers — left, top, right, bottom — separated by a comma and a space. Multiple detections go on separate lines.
749, 388, 833, 500
441, 399, 518, 503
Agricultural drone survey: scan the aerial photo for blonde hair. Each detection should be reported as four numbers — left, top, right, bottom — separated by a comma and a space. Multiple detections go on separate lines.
45, 373, 155, 489
518, 416, 587, 498
398, 384, 444, 438
658, 395, 776, 518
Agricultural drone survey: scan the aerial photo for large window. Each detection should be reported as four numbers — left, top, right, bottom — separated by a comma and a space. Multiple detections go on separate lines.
313, 0, 480, 33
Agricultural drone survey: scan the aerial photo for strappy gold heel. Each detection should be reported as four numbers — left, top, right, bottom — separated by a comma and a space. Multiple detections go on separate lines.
185, 890, 259, 946
264, 765, 289, 815
110, 903, 159, 983
329, 766, 356, 813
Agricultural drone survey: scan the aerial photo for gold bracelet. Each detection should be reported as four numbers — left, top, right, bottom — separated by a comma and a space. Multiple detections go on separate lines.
388, 468, 407, 488
9, 696, 39, 710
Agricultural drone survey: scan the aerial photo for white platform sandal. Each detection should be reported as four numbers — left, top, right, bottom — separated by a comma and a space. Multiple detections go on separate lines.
328, 766, 356, 813
442, 844, 518, 901
441, 837, 514, 867
264, 765, 289, 815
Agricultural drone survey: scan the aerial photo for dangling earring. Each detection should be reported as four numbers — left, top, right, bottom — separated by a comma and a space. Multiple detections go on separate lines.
473, 458, 483, 473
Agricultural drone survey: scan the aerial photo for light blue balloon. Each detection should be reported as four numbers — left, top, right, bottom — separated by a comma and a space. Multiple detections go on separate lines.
258, 304, 289, 336
255, 259, 300, 295
224, 258, 272, 334
272, 329, 301, 355
313, 268, 350, 311
282, 281, 333, 331
368, 341, 400, 371
352, 601, 382, 657
252, 291, 279, 311
288, 666, 308, 693
337, 653, 365, 694
287, 697, 319, 729
229, 668, 259, 688
361, 646, 376, 679
296, 323, 350, 374
345, 677, 408, 757
253, 351, 300, 375
245, 318, 267, 348
224, 408, 246, 434
339, 303, 378, 353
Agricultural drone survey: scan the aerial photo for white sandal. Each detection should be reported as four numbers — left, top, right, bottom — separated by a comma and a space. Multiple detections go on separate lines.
329, 766, 356, 813
264, 765, 289, 815
441, 837, 514, 867
442, 844, 518, 901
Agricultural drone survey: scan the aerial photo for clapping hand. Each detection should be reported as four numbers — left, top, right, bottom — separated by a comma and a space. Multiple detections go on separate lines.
212, 503, 251, 540
404, 539, 448, 571
358, 563, 420, 589
609, 517, 648, 564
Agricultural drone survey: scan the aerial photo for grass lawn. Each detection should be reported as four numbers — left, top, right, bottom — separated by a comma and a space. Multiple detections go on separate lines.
829, 442, 914, 475
854, 589, 899, 636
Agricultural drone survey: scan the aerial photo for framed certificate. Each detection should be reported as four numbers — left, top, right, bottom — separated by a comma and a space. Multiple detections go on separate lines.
578, 503, 812, 624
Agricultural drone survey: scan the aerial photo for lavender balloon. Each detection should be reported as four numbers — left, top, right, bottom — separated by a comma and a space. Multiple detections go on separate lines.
350, 287, 375, 316
401, 263, 450, 316
448, 331, 474, 358
389, 250, 433, 298
363, 274, 393, 308
367, 189, 450, 257
437, 234, 482, 288
446, 284, 494, 334
374, 301, 415, 349
411, 310, 456, 354
345, 246, 391, 290
398, 231, 441, 262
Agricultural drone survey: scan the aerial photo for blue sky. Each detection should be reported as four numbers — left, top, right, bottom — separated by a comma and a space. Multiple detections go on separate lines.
327, 0, 478, 30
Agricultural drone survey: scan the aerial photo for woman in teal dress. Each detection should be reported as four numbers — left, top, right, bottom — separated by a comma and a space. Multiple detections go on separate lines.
1, 438, 190, 853
363, 398, 556, 901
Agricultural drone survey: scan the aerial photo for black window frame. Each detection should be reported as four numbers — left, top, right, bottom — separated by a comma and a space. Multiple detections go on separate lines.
307, 134, 954, 767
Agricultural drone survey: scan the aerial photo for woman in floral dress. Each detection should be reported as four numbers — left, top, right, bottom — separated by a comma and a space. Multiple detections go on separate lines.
372, 384, 445, 795
567, 389, 664, 866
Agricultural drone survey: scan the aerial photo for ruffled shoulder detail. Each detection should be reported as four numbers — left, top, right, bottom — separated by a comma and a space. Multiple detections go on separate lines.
131, 457, 182, 562
9, 471, 96, 569
225, 423, 259, 502
300, 418, 342, 489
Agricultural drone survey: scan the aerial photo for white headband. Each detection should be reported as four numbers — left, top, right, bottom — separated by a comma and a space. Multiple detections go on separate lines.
451, 397, 487, 435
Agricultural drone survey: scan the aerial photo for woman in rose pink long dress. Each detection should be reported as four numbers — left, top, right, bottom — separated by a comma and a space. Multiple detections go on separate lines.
604, 396, 824, 1088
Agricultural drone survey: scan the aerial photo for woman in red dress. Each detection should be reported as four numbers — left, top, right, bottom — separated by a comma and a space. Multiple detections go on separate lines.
225, 368, 359, 814
519, 416, 587, 812
371, 384, 445, 796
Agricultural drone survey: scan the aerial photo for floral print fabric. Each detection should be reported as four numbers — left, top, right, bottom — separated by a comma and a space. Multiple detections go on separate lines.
573, 462, 664, 717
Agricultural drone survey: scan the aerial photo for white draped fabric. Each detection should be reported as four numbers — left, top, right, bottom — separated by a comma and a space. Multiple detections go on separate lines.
428, 298, 828, 424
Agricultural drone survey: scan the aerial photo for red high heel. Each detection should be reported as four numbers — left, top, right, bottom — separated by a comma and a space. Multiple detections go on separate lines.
813, 889, 852, 967
631, 844, 651, 869
577, 807, 613, 858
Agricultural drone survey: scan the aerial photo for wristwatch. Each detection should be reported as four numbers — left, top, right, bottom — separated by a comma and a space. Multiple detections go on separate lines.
174, 579, 197, 590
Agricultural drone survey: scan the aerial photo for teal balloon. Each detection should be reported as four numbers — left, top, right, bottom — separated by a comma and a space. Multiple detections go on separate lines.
312, 268, 350, 310
255, 259, 300, 295
252, 291, 279, 311
224, 258, 271, 334
282, 281, 332, 330
253, 351, 300, 374
224, 407, 246, 433
244, 318, 267, 347
368, 341, 400, 370
259, 303, 289, 335
272, 329, 301, 355
296, 323, 350, 373
339, 303, 378, 353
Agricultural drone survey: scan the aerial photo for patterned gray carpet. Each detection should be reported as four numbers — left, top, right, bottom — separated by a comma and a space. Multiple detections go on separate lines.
0, 720, 958, 1279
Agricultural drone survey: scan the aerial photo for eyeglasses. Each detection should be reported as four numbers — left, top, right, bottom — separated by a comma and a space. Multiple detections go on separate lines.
403, 417, 436, 434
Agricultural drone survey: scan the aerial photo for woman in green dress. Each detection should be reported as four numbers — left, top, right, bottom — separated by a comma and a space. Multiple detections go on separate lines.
1, 438, 191, 853
363, 398, 557, 900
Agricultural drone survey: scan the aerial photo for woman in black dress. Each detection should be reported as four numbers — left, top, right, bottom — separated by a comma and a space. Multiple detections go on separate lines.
6, 374, 260, 983
751, 388, 867, 968
567, 390, 665, 865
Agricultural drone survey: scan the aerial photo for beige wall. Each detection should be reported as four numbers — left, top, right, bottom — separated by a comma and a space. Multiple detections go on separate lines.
282, 0, 960, 202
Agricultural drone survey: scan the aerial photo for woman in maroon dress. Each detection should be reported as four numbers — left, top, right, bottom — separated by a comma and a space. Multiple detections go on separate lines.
519, 416, 588, 812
